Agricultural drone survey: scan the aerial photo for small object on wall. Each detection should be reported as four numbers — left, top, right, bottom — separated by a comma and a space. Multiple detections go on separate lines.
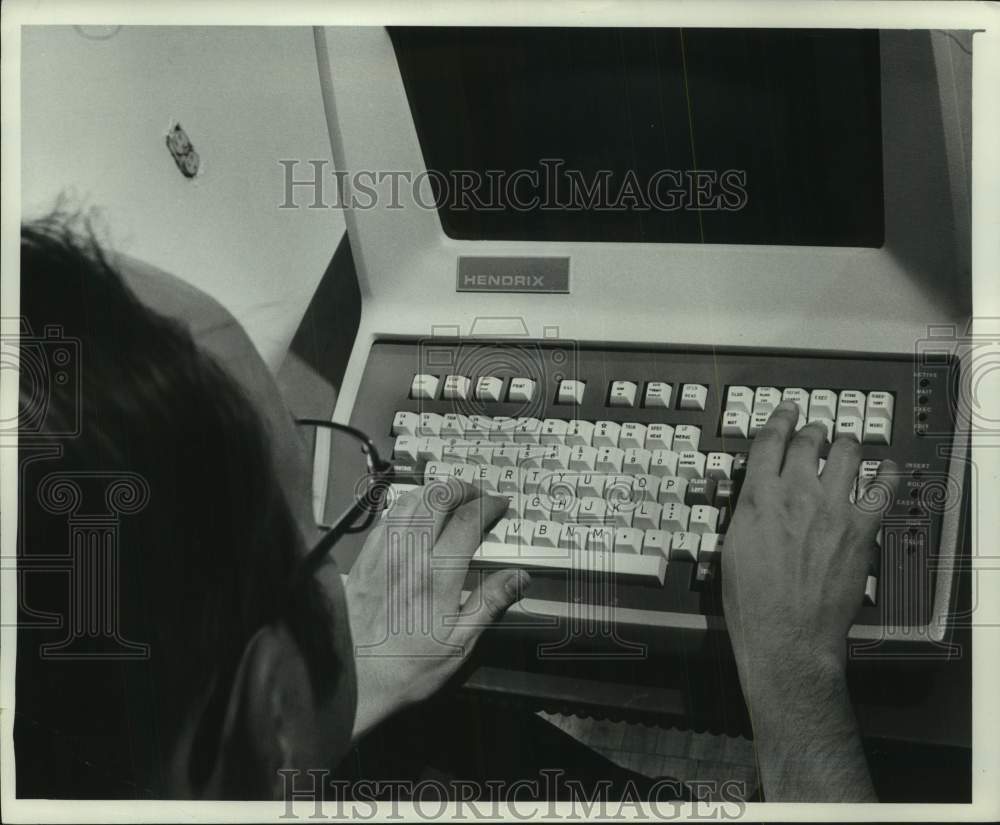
165, 122, 200, 178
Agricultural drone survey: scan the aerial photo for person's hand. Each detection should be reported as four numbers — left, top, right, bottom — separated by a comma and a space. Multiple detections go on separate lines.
345, 479, 529, 739
721, 400, 898, 800
723, 400, 898, 677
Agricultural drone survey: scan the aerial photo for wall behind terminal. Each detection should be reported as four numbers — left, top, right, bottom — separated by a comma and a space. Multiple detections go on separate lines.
21, 25, 344, 372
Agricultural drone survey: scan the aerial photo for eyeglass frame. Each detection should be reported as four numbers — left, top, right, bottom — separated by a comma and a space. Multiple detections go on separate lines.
289, 418, 396, 594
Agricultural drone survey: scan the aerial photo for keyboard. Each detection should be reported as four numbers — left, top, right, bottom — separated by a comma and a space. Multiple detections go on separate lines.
327, 338, 966, 661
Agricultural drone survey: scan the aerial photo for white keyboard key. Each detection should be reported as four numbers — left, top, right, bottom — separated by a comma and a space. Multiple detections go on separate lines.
835, 415, 863, 443
489, 416, 516, 442
393, 435, 419, 463
474, 464, 502, 492
642, 529, 671, 560
661, 502, 691, 532
619, 422, 647, 450
586, 526, 615, 552
497, 467, 521, 493
568, 445, 598, 471
492, 445, 520, 467
673, 424, 701, 452
505, 518, 534, 545
725, 386, 754, 415
806, 415, 834, 443
837, 390, 867, 419
508, 377, 536, 403
473, 540, 666, 585
417, 412, 443, 436
649, 449, 680, 477
466, 444, 494, 464
677, 450, 706, 479
859, 459, 881, 479
381, 483, 419, 516
748, 410, 770, 438
449, 463, 479, 484
550, 495, 581, 524
521, 467, 550, 492
606, 499, 634, 527
392, 411, 419, 436
782, 388, 810, 417
622, 448, 652, 475
540, 418, 569, 444
513, 417, 542, 443
680, 383, 708, 411
605, 474, 634, 502
644, 423, 674, 451
443, 443, 470, 462
609, 380, 639, 408
614, 527, 644, 554
523, 493, 553, 522
863, 417, 892, 445
670, 531, 700, 562
548, 471, 578, 497
467, 415, 492, 438
441, 413, 471, 438
578, 496, 609, 524
475, 376, 504, 402
593, 421, 621, 447
595, 447, 625, 473
423, 461, 452, 483
631, 474, 659, 502
689, 504, 720, 534
705, 452, 734, 480
577, 473, 606, 498
542, 444, 571, 469
658, 476, 688, 504
753, 387, 781, 414
416, 437, 445, 461
442, 374, 471, 400
632, 501, 663, 531
699, 533, 723, 562
809, 389, 838, 420
530, 520, 560, 547
565, 419, 595, 446
866, 391, 894, 422
644, 382, 673, 409
557, 379, 586, 405
410, 374, 439, 400
516, 445, 547, 468
559, 523, 588, 549
720, 411, 750, 439
486, 517, 509, 543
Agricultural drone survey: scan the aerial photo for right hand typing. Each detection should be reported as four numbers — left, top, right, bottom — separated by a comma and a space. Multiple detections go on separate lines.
722, 400, 898, 683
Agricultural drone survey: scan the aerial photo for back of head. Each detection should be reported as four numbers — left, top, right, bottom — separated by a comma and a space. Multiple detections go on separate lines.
15, 213, 330, 797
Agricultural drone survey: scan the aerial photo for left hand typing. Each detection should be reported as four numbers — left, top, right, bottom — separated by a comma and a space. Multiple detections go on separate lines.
345, 479, 529, 739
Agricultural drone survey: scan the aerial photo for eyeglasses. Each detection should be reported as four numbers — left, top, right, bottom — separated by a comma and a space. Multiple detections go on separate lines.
289, 419, 396, 590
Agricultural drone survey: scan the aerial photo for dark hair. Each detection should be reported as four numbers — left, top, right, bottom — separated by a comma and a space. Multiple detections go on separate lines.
15, 212, 338, 798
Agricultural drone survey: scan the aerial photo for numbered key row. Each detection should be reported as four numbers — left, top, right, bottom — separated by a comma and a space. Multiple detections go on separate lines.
393, 412, 702, 451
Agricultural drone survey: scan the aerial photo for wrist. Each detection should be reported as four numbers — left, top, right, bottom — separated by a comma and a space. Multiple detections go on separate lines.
740, 645, 846, 719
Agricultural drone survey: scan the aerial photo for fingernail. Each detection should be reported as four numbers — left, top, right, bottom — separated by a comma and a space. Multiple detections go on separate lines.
505, 570, 531, 599
778, 400, 798, 413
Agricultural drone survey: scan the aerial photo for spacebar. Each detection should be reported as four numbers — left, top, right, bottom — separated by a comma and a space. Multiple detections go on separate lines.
471, 540, 666, 585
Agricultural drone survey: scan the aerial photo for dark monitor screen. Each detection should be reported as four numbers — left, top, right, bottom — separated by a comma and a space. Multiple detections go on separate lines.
390, 27, 885, 247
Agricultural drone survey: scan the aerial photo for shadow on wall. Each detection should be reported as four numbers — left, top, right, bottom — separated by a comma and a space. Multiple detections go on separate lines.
277, 233, 362, 420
